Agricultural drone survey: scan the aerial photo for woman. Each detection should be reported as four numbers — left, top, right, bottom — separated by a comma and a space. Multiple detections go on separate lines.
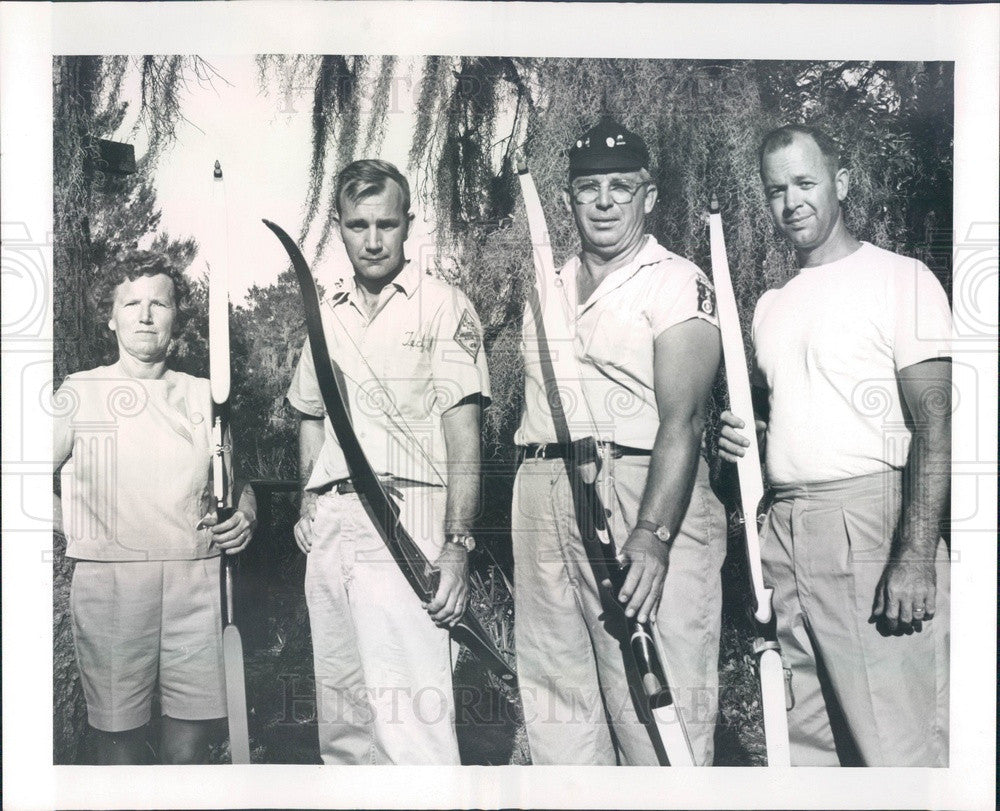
54, 250, 255, 764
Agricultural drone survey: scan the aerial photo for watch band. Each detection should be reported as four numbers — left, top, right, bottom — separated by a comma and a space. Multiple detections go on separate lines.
446, 533, 476, 552
635, 519, 671, 543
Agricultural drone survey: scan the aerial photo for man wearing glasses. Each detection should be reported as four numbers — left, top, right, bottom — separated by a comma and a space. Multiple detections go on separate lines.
512, 118, 726, 765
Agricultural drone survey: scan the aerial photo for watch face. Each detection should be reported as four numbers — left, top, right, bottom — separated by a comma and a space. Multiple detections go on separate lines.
449, 534, 476, 552
637, 520, 669, 542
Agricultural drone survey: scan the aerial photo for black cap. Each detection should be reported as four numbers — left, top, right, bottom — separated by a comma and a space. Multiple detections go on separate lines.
568, 117, 650, 177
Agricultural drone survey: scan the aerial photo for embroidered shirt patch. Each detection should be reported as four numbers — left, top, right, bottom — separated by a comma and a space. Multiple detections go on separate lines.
696, 277, 716, 317
454, 309, 481, 362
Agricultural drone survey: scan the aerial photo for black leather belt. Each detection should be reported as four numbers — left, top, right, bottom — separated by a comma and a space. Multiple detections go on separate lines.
518, 439, 652, 463
331, 476, 442, 495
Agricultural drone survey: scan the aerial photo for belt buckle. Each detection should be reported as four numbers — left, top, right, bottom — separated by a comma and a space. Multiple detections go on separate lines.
532, 444, 547, 460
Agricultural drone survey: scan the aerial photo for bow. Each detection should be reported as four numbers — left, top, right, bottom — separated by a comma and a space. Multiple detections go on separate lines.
708, 194, 791, 766
209, 159, 251, 764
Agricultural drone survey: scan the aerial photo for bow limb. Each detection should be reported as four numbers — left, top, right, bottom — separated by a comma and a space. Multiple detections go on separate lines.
209, 160, 250, 764
708, 195, 791, 766
208, 160, 234, 519
515, 158, 596, 439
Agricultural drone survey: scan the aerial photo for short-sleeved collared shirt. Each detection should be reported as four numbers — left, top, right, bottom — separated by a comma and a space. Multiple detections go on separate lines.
752, 242, 952, 485
516, 235, 719, 448
287, 260, 491, 490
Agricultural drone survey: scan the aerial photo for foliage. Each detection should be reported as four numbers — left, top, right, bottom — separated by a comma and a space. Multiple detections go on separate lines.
256, 55, 400, 258
230, 270, 309, 480
53, 55, 216, 385
256, 57, 953, 452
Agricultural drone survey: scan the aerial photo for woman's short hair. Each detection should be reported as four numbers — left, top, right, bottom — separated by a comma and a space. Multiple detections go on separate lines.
93, 250, 193, 337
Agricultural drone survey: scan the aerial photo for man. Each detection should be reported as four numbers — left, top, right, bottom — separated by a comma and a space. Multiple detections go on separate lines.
513, 118, 727, 765
719, 124, 951, 766
286, 159, 490, 764
54, 252, 255, 764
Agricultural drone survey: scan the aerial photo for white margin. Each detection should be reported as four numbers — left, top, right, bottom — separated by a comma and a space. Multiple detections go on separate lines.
2, 2, 997, 809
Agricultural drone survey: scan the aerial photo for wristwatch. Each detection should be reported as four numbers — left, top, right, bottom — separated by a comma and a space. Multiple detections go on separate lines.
636, 519, 671, 543
446, 533, 477, 552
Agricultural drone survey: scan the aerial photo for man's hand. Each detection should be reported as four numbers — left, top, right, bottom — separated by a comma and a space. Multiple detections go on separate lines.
199, 509, 255, 555
717, 409, 766, 463
423, 544, 470, 627
872, 548, 938, 633
293, 493, 318, 554
618, 530, 671, 623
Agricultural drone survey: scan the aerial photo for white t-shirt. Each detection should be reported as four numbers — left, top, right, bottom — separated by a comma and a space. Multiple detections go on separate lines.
516, 235, 719, 447
287, 260, 491, 489
752, 242, 952, 486
54, 364, 216, 561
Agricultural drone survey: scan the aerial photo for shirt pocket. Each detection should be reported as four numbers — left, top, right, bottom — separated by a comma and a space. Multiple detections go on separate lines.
381, 331, 434, 420
578, 305, 651, 372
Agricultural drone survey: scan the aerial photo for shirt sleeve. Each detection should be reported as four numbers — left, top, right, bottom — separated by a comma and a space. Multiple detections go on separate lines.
52, 375, 80, 467
646, 262, 720, 338
893, 260, 952, 371
430, 287, 491, 412
749, 291, 773, 389
285, 337, 325, 418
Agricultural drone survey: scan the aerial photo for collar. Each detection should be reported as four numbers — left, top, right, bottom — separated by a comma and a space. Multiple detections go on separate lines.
389, 259, 421, 299
327, 259, 420, 305
566, 235, 673, 313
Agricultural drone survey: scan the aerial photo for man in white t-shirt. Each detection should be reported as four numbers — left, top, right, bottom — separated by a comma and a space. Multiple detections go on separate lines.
719, 124, 951, 766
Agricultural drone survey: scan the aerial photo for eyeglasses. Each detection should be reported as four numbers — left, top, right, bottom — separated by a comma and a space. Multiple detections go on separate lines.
569, 180, 649, 206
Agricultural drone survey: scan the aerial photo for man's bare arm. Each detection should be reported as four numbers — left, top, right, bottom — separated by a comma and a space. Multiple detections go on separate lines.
872, 358, 951, 629
425, 397, 480, 626
293, 415, 325, 553
619, 318, 722, 622
440, 397, 482, 535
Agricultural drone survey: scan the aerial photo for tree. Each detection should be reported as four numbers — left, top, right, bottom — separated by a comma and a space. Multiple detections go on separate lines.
229, 269, 309, 480
53, 55, 218, 384
255, 57, 953, 448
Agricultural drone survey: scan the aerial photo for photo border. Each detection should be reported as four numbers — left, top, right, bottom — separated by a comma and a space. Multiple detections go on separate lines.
2, 2, 996, 809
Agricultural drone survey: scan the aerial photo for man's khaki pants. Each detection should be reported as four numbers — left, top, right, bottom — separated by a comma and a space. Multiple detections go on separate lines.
512, 455, 726, 765
762, 471, 950, 766
305, 487, 460, 765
